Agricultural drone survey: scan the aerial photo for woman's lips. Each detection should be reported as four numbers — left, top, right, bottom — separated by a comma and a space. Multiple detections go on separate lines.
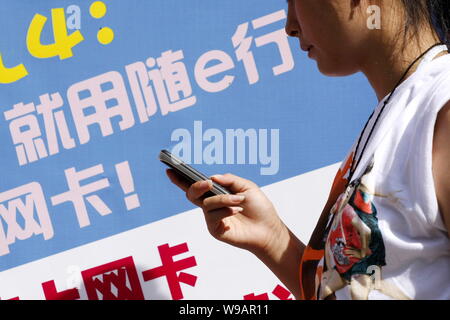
307, 45, 314, 58
300, 42, 313, 53
301, 43, 314, 58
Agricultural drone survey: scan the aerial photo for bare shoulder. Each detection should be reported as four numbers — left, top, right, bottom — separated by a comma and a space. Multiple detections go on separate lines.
432, 100, 450, 235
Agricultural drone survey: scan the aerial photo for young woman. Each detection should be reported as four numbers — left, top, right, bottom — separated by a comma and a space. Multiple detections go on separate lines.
166, 0, 450, 300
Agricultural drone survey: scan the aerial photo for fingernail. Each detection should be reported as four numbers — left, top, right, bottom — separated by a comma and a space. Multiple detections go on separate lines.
211, 174, 223, 179
230, 195, 245, 203
233, 207, 244, 213
200, 180, 212, 188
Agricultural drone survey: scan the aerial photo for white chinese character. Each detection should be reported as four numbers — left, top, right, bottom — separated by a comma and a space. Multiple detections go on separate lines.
50, 164, 111, 228
252, 10, 294, 76
36, 92, 76, 155
67, 71, 135, 144
126, 49, 197, 121
125, 61, 158, 123
4, 102, 48, 165
0, 182, 54, 256
232, 22, 259, 85
232, 9, 294, 84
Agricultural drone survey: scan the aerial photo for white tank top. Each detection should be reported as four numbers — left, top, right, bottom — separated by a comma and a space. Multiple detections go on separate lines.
299, 45, 450, 300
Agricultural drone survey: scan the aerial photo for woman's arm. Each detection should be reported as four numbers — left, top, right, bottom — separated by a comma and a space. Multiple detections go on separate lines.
252, 223, 305, 300
432, 101, 450, 236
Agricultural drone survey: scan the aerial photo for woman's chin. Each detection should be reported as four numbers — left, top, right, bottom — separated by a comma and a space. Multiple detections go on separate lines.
316, 59, 359, 77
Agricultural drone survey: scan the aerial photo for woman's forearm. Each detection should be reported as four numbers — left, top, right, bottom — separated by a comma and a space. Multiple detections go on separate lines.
252, 224, 305, 300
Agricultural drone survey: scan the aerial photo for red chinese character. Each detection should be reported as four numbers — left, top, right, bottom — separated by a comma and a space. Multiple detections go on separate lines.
243, 292, 269, 300
82, 256, 144, 300
142, 242, 197, 300
272, 284, 293, 300
42, 280, 80, 300
0, 296, 20, 300
244, 284, 293, 300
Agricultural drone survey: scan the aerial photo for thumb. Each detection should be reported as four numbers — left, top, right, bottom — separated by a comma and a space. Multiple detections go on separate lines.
210, 173, 258, 193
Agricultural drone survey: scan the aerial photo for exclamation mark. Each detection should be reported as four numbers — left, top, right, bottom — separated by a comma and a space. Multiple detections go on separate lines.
115, 161, 140, 210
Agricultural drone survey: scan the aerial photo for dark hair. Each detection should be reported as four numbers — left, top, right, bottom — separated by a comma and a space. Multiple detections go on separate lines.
402, 0, 450, 44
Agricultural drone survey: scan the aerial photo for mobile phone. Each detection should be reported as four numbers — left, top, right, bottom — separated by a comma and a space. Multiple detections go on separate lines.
159, 149, 232, 197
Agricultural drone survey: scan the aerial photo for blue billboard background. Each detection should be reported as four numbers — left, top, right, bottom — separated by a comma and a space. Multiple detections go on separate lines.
0, 0, 376, 271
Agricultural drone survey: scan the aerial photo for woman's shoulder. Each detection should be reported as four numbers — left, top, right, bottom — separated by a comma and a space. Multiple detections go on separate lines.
424, 53, 450, 88
412, 53, 450, 115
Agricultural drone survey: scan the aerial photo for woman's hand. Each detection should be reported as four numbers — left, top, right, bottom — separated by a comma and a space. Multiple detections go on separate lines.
166, 169, 305, 299
166, 169, 286, 255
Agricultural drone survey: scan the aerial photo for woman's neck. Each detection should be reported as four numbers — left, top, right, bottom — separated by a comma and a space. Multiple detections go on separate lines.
360, 30, 444, 102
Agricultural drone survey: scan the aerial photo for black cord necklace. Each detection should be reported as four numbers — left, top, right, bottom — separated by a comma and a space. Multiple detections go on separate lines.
346, 42, 446, 186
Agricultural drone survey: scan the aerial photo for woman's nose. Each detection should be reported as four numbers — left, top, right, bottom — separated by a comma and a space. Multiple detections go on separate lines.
285, 23, 299, 37
285, 4, 300, 37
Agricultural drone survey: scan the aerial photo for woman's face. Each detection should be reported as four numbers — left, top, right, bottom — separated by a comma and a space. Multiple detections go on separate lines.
285, 0, 374, 76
